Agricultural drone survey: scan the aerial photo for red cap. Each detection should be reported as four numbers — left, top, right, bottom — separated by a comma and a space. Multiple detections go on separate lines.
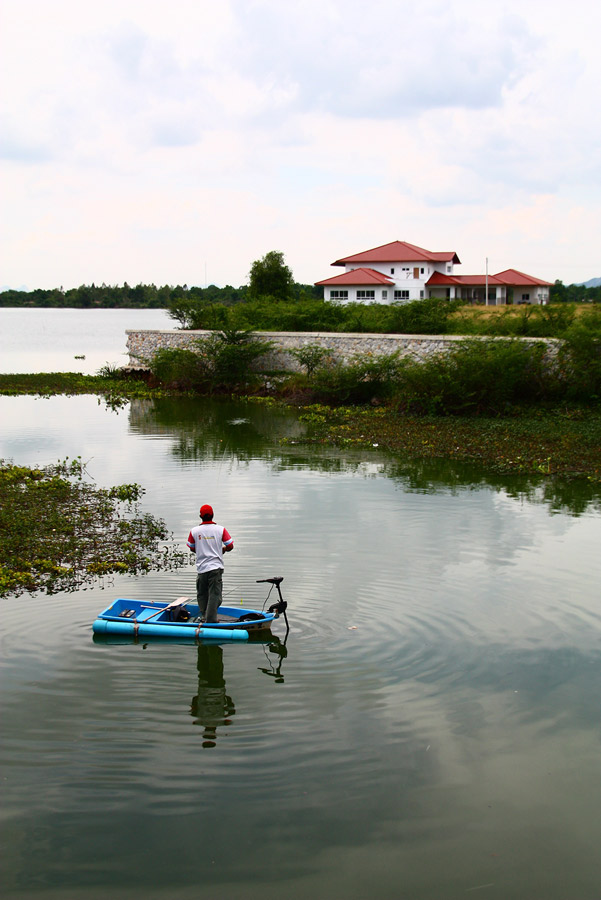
200, 504, 214, 520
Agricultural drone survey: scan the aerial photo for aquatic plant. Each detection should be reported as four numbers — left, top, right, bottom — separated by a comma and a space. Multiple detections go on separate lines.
0, 458, 188, 598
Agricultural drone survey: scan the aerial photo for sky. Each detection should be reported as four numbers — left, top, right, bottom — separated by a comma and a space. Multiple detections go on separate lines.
1, 0, 600, 291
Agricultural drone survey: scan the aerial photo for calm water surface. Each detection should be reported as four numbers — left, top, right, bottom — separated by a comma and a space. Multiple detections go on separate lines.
0, 307, 172, 374
1, 312, 601, 899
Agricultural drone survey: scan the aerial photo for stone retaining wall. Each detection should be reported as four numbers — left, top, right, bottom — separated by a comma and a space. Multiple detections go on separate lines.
126, 329, 559, 372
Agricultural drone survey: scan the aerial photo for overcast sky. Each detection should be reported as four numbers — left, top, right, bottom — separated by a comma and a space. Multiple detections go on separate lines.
1, 0, 600, 290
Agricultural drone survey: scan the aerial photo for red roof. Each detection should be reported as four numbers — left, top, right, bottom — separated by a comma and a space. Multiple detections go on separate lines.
493, 269, 553, 287
427, 270, 551, 287
427, 272, 504, 286
316, 267, 395, 287
332, 241, 461, 266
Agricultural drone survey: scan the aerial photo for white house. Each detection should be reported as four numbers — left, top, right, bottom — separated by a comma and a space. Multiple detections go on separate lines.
316, 241, 552, 306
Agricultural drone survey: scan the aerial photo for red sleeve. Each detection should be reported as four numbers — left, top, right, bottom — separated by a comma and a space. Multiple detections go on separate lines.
222, 528, 233, 545
187, 531, 195, 549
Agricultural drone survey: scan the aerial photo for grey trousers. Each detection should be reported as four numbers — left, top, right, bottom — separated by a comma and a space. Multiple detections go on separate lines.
196, 568, 223, 623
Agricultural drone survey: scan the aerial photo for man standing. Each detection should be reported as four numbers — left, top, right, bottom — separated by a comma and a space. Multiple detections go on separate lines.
187, 504, 234, 623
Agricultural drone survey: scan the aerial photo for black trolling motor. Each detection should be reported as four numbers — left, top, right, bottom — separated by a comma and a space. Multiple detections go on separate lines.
256, 576, 289, 636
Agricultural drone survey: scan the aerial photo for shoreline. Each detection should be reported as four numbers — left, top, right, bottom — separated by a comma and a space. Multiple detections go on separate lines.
1, 372, 599, 480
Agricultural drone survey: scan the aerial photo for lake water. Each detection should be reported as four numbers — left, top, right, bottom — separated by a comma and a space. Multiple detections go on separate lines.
2, 310, 601, 900
0, 307, 173, 375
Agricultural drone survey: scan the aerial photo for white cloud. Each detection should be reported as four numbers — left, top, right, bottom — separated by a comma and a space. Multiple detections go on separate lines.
1, 0, 600, 288
235, 0, 534, 117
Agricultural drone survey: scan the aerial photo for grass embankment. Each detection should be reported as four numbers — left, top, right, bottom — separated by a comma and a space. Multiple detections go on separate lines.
448, 302, 594, 333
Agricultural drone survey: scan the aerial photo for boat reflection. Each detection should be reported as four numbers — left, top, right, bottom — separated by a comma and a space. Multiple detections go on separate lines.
255, 634, 288, 683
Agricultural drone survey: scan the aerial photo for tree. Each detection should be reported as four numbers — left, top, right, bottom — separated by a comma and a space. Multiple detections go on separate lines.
550, 279, 568, 303
248, 250, 294, 300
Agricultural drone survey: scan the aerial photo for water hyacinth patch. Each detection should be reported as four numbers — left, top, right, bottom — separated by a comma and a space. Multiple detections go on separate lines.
0, 457, 188, 598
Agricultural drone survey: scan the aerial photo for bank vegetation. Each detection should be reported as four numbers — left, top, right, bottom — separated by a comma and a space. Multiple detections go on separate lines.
1, 317, 600, 480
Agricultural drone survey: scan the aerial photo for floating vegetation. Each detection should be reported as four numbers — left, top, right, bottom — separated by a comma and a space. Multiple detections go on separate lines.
289, 405, 601, 480
0, 458, 188, 598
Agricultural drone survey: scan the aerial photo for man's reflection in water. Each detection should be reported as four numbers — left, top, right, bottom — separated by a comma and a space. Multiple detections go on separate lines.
190, 635, 289, 746
190, 644, 236, 748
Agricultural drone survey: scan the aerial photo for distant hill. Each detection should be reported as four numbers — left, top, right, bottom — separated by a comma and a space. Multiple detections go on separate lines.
578, 277, 601, 288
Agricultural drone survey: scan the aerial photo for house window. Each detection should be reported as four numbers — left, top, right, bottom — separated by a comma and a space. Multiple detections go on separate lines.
446, 265, 452, 273
382, 290, 388, 299
420, 268, 424, 274
522, 293, 530, 301
330, 290, 348, 300
394, 290, 410, 300
390, 268, 395, 274
419, 290, 424, 298
356, 290, 375, 300
401, 267, 410, 273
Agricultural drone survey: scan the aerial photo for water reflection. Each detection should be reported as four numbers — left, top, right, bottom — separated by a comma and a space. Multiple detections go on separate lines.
190, 634, 290, 746
129, 396, 306, 463
255, 633, 288, 683
385, 457, 601, 517
127, 397, 601, 517
190, 644, 236, 747
2, 391, 601, 899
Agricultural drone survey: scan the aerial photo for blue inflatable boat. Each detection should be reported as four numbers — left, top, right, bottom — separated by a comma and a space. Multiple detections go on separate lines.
92, 577, 289, 642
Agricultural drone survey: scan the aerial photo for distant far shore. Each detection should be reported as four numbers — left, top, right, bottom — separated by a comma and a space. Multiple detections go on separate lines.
1, 278, 600, 310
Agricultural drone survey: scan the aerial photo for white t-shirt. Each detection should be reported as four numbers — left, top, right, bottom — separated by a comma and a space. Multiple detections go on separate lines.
187, 522, 233, 574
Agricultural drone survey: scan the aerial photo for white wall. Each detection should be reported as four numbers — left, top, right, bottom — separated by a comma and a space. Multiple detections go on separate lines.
341, 259, 454, 302
322, 257, 459, 305
327, 286, 391, 304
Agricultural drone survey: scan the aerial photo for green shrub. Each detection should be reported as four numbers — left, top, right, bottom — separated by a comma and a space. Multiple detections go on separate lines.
558, 319, 601, 402
310, 353, 404, 405
96, 363, 122, 378
287, 344, 334, 375
166, 296, 460, 335
533, 304, 577, 336
451, 304, 578, 339
147, 348, 206, 390
168, 297, 230, 330
385, 298, 460, 334
203, 329, 273, 386
229, 298, 344, 332
491, 305, 576, 338
148, 330, 273, 392
393, 339, 552, 416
